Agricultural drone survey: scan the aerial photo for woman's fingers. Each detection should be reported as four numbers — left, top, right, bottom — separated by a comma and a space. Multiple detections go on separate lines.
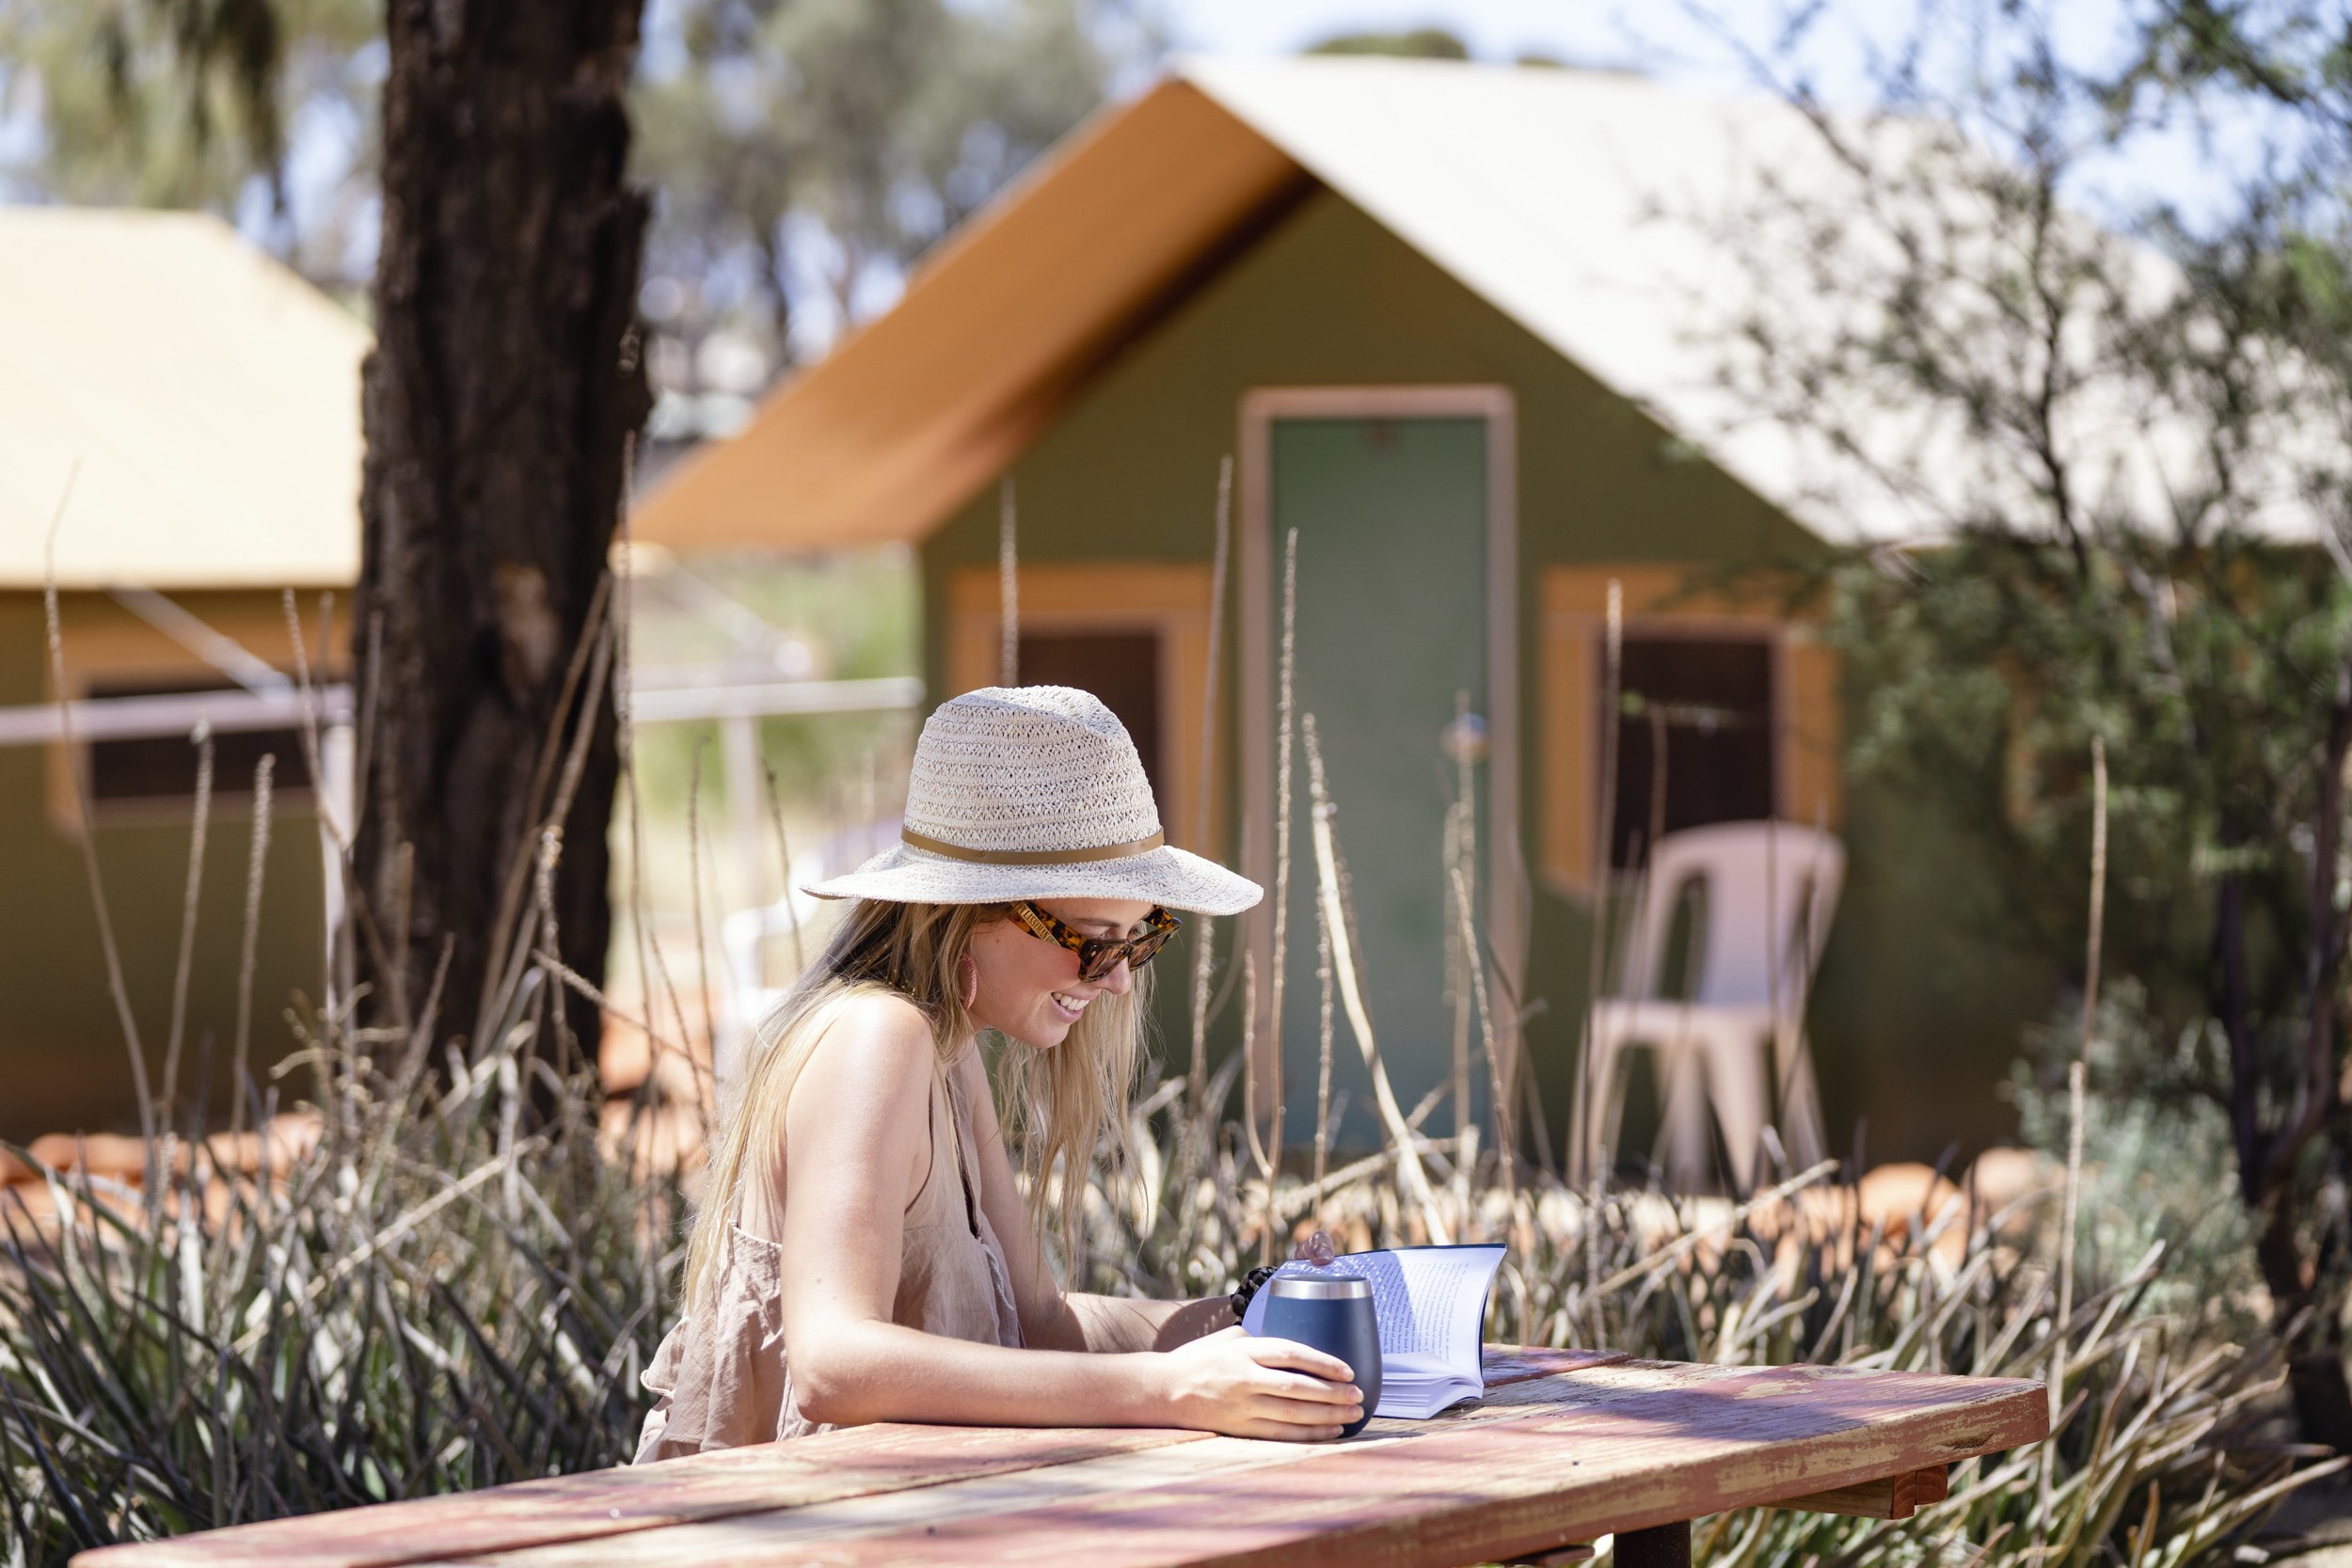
1245, 1336, 1355, 1385
1257, 1371, 1360, 1408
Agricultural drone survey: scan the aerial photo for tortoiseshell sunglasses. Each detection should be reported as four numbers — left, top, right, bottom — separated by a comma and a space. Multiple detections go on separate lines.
1009, 902, 1182, 982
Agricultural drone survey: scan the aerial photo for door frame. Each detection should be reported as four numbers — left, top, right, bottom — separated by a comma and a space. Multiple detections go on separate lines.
1236, 385, 1520, 1129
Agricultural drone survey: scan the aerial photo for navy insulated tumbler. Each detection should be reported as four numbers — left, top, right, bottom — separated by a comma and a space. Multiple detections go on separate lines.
1261, 1273, 1381, 1438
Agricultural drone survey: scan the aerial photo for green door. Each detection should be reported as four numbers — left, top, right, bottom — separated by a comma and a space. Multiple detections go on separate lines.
1268, 415, 1490, 1150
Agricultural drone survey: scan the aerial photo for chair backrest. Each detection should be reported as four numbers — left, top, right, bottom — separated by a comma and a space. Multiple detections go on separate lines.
1613, 821, 1845, 1009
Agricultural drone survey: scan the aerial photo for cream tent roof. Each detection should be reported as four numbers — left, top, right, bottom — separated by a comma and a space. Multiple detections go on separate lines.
0, 206, 367, 590
635, 55, 2324, 553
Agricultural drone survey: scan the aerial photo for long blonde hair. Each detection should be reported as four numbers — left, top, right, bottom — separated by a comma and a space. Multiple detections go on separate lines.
680, 897, 1150, 1312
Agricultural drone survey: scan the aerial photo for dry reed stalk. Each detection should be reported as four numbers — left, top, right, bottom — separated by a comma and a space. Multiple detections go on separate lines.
1187, 457, 1233, 1130
471, 575, 616, 1044
162, 724, 215, 1118
230, 755, 275, 1142
761, 759, 806, 977
1441, 709, 1524, 1231
1300, 712, 1452, 1242
1582, 1157, 1837, 1298
1441, 719, 1478, 1231
1574, 578, 1625, 1195
1240, 948, 1266, 1178
1445, 801, 1472, 1144
1259, 528, 1300, 1262
1450, 862, 1518, 1251
1768, 797, 1836, 1168
613, 437, 663, 1058
280, 588, 408, 1042
1168, 458, 1235, 1276
532, 826, 580, 1080
2079, 736, 2108, 1057
1312, 855, 1335, 1202
686, 737, 719, 1085
998, 477, 1019, 688
532, 948, 691, 1062
41, 468, 157, 1153
1276, 1133, 1464, 1224
2044, 736, 2106, 1528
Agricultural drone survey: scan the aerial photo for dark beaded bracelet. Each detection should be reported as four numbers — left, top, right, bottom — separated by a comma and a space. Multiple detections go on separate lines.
1229, 1263, 1279, 1322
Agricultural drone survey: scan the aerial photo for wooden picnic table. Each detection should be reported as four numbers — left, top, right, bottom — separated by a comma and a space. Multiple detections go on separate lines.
74, 1348, 2046, 1568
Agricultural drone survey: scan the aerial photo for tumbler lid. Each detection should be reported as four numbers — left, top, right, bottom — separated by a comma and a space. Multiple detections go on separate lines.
1266, 1271, 1372, 1301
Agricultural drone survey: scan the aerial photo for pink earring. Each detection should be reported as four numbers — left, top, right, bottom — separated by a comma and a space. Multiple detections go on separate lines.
958, 951, 979, 1008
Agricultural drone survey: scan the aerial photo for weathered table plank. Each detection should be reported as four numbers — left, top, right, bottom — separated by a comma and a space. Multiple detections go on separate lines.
422, 1359, 2046, 1568
72, 1347, 1626, 1568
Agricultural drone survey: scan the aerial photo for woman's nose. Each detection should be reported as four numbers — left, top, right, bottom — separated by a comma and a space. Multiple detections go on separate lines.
1096, 958, 1134, 996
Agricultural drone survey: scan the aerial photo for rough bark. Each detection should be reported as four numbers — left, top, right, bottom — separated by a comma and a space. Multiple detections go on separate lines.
355, 0, 650, 1068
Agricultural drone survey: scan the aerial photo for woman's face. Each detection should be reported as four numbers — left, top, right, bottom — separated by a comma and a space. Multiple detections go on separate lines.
965, 897, 1157, 1048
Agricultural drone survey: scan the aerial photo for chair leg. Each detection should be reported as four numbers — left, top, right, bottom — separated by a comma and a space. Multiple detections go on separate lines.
1658, 1035, 1711, 1193
1774, 1029, 1830, 1168
1696, 1021, 1770, 1194
1583, 1022, 1627, 1180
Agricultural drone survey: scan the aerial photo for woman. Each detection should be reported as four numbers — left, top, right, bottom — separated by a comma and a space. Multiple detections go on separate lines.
635, 686, 1360, 1459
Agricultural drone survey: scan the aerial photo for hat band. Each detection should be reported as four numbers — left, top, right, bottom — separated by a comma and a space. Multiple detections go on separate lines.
901, 827, 1166, 865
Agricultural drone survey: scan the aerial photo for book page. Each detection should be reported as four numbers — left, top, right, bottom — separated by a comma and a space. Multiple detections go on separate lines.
1242, 1244, 1505, 1380
1392, 1245, 1506, 1374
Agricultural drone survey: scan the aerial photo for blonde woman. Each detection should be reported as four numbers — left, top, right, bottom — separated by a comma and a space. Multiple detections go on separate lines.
635, 687, 1359, 1459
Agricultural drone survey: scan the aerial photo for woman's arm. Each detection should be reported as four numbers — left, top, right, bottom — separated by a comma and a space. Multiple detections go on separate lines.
949, 1047, 1232, 1354
771, 1004, 1357, 1436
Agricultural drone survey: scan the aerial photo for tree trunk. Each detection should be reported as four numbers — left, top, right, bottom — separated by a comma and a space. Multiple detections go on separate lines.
2257, 1192, 2352, 1451
355, 0, 650, 1069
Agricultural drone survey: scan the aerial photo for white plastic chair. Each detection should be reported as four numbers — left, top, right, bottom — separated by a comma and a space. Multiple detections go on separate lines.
1583, 820, 1842, 1193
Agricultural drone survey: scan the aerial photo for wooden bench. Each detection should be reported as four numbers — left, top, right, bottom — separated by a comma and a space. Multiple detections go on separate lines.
74, 1348, 2046, 1568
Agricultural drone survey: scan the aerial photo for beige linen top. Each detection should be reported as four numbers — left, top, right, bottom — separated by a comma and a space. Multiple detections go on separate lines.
634, 1063, 1025, 1463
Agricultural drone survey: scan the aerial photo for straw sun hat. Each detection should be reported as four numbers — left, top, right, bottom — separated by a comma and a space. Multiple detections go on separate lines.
803, 686, 1263, 916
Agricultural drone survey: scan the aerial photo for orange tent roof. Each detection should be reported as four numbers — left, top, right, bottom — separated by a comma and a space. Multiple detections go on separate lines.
631, 76, 1308, 553
634, 55, 2330, 553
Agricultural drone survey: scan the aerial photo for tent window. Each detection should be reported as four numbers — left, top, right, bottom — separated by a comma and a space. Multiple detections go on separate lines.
1017, 631, 1166, 817
1607, 635, 1774, 869
85, 678, 312, 805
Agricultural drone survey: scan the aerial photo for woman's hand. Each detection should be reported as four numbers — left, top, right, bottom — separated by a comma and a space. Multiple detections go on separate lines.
1153, 1325, 1362, 1440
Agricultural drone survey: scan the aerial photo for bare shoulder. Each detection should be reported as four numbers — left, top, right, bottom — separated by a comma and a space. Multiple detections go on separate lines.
797, 990, 937, 1104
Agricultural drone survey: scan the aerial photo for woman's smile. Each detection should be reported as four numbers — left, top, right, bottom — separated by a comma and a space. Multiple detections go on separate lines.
966, 895, 1151, 1047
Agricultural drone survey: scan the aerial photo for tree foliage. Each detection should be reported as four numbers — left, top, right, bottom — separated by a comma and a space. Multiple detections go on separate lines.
1712, 0, 2352, 1443
628, 0, 1151, 436
0, 0, 380, 279
1302, 27, 1471, 61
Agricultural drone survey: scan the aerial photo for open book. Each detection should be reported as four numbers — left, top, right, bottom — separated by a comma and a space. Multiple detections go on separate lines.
1240, 1243, 1507, 1418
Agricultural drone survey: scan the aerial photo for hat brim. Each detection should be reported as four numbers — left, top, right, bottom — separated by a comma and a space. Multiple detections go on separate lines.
803, 841, 1263, 916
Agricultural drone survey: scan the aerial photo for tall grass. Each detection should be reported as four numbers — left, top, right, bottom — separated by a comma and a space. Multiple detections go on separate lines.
0, 1025, 685, 1561
0, 521, 2331, 1568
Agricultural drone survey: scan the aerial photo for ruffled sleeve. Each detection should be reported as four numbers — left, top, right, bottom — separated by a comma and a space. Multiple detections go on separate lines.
633, 1225, 829, 1463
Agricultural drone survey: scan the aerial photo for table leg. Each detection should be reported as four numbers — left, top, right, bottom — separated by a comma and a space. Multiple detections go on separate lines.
1614, 1522, 1692, 1568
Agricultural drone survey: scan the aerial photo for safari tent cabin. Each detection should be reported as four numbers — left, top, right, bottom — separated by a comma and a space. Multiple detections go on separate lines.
0, 208, 358, 1141
634, 56, 2058, 1171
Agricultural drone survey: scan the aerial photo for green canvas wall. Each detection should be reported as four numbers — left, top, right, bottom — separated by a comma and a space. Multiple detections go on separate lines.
916, 187, 2055, 1171
0, 595, 327, 1141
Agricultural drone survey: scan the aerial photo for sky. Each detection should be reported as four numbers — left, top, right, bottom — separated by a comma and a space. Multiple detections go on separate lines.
1168, 0, 1788, 79
141, 0, 2286, 346
1167, 0, 2264, 230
